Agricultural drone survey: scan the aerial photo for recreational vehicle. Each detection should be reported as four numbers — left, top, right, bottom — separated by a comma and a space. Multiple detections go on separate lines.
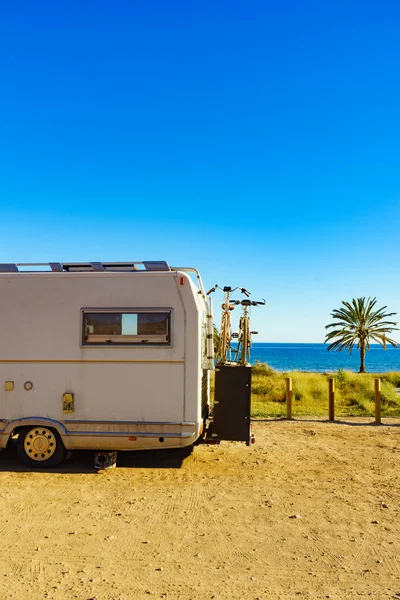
0, 261, 214, 467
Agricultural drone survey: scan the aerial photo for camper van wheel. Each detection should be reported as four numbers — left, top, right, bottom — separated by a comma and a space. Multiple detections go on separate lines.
16, 427, 67, 468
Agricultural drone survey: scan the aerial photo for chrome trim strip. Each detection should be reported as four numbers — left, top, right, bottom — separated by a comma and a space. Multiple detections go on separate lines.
65, 431, 194, 438
63, 420, 195, 426
0, 360, 184, 364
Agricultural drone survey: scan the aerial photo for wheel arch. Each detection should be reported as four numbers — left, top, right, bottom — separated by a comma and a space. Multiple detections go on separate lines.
5, 417, 71, 449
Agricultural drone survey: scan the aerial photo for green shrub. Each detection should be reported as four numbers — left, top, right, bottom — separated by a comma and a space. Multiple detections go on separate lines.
251, 360, 277, 377
382, 372, 400, 387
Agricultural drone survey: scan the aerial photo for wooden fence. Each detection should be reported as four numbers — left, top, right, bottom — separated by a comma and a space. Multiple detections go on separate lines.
285, 376, 383, 424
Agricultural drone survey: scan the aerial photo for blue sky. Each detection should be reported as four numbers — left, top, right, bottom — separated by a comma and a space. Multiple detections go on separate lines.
1, 1, 400, 341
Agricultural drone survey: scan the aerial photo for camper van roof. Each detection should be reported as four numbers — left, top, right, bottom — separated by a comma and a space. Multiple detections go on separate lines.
0, 261, 171, 273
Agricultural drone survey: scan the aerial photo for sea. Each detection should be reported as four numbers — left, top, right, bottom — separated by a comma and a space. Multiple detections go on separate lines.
242, 343, 400, 373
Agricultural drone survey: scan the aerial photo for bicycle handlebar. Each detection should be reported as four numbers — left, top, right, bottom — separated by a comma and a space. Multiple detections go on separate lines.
231, 298, 266, 306
206, 284, 252, 296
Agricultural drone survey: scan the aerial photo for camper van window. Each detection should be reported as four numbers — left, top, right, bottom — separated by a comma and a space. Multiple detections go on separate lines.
82, 311, 171, 345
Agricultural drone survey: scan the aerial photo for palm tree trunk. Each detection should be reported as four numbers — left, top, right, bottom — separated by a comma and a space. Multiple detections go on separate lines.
359, 343, 366, 373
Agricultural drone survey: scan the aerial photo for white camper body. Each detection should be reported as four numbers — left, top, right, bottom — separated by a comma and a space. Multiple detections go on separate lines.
0, 262, 213, 466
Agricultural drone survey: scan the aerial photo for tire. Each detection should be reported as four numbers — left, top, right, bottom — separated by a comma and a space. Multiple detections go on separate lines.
242, 318, 249, 364
17, 426, 67, 468
219, 314, 230, 363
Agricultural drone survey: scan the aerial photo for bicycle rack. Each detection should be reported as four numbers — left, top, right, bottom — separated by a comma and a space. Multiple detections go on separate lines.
204, 286, 264, 446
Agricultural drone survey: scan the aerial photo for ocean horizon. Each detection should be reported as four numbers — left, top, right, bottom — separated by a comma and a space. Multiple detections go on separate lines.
242, 343, 400, 373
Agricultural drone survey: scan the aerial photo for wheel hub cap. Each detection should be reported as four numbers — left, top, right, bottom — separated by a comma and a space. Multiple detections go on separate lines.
24, 428, 57, 461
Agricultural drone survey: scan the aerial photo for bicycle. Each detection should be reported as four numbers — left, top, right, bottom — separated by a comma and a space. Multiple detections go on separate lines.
231, 298, 266, 365
206, 285, 250, 364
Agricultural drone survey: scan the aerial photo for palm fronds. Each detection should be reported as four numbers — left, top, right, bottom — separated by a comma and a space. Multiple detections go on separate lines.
325, 297, 398, 372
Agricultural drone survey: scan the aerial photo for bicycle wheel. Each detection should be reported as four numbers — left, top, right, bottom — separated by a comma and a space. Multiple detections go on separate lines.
234, 317, 244, 364
241, 316, 250, 365
218, 313, 230, 363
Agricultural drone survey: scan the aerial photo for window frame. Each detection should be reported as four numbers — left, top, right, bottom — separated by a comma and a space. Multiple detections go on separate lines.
80, 307, 173, 348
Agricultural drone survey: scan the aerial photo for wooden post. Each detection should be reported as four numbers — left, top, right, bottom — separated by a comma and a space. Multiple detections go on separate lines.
328, 378, 335, 422
375, 378, 381, 425
286, 377, 292, 419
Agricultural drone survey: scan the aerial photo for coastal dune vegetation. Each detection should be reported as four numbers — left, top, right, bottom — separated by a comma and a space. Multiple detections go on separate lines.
211, 363, 400, 418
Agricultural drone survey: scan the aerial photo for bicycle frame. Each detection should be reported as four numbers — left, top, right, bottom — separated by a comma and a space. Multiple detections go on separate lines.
216, 288, 236, 364
234, 305, 249, 365
231, 299, 266, 365
207, 285, 247, 365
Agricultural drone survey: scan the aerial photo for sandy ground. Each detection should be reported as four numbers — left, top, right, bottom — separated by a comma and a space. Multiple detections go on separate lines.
0, 419, 400, 600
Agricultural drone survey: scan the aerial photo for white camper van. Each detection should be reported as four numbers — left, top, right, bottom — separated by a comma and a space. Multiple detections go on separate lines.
0, 261, 214, 467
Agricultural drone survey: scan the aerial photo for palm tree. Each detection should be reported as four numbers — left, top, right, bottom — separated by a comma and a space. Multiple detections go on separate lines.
325, 297, 398, 373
